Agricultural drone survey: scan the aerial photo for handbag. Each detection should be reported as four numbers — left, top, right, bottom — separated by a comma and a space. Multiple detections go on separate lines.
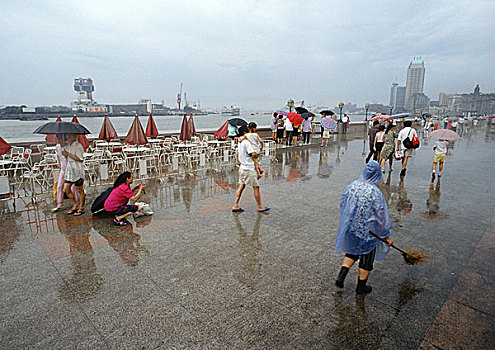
394, 150, 404, 160
402, 129, 420, 149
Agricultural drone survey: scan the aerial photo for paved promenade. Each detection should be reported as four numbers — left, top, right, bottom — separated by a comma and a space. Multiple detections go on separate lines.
1, 125, 494, 349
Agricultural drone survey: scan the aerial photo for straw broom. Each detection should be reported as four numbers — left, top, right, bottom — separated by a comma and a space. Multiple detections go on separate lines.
369, 231, 431, 265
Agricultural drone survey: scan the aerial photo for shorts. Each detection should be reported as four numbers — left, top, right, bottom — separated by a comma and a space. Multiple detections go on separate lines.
322, 130, 330, 139
238, 168, 260, 187
375, 142, 384, 153
404, 148, 415, 157
65, 178, 84, 187
434, 153, 446, 163
345, 248, 376, 271
110, 204, 139, 216
277, 129, 284, 139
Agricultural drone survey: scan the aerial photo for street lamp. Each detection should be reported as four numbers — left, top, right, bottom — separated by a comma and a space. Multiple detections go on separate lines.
338, 102, 344, 122
287, 99, 294, 113
389, 105, 394, 115
365, 103, 370, 121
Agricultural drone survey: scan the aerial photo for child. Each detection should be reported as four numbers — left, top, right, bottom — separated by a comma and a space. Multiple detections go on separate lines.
245, 122, 264, 179
432, 138, 448, 182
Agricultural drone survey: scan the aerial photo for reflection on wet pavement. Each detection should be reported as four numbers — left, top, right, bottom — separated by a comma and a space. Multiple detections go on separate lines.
0, 123, 494, 348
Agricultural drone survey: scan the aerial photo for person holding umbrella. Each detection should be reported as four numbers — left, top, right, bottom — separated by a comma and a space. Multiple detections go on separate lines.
51, 135, 80, 212
63, 133, 86, 216
429, 128, 461, 181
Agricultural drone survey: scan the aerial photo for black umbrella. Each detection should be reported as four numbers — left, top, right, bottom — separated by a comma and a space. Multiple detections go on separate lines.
300, 112, 315, 119
295, 107, 309, 114
320, 110, 335, 116
33, 121, 91, 135
228, 118, 248, 127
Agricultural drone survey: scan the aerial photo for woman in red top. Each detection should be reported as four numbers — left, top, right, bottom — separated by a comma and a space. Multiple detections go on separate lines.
104, 171, 146, 226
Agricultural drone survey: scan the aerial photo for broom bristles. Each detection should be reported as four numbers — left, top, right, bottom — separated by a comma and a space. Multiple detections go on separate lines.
401, 248, 431, 265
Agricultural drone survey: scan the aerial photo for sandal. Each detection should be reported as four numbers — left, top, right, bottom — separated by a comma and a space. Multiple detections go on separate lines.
67, 208, 78, 215
113, 218, 127, 226
73, 210, 85, 216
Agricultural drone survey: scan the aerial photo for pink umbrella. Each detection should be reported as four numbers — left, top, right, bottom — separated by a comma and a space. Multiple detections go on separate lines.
45, 117, 62, 144
98, 115, 118, 141
188, 115, 196, 137
429, 129, 461, 141
125, 115, 148, 145
179, 114, 191, 141
145, 113, 159, 138
71, 116, 90, 150
370, 114, 390, 121
0, 135, 11, 156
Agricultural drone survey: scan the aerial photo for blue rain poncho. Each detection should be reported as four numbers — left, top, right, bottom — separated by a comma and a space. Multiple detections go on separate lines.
334, 161, 391, 261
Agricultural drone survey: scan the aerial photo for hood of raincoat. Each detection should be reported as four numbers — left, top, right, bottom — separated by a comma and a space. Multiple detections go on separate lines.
359, 160, 382, 185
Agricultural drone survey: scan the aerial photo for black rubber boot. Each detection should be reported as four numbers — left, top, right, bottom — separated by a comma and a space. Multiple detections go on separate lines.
400, 168, 406, 177
335, 266, 350, 288
356, 278, 372, 294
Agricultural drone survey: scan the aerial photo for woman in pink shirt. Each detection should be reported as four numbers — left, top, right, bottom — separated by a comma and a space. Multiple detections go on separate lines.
104, 171, 146, 226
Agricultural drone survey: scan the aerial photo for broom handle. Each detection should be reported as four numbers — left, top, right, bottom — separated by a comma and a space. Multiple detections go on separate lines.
368, 231, 407, 255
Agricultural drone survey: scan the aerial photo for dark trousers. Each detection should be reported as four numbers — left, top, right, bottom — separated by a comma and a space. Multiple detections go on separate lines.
343, 123, 348, 134
366, 148, 377, 163
285, 130, 293, 145
302, 132, 311, 144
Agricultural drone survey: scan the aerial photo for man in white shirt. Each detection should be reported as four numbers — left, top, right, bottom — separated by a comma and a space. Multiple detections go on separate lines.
342, 114, 348, 134
285, 118, 293, 145
232, 126, 270, 213
397, 121, 418, 176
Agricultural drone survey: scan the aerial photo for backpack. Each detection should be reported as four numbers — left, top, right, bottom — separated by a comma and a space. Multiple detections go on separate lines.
403, 129, 420, 149
91, 187, 113, 214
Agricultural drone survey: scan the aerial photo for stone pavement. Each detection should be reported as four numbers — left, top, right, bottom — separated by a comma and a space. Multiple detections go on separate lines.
1, 124, 494, 349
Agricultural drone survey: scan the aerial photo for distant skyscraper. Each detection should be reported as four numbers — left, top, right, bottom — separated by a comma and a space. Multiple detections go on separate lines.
396, 86, 406, 111
404, 58, 426, 111
389, 83, 398, 106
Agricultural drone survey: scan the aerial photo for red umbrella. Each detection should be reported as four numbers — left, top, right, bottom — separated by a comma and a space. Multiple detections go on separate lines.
45, 117, 62, 144
145, 113, 159, 137
0, 135, 11, 156
99, 115, 118, 141
214, 120, 229, 140
179, 114, 191, 141
71, 116, 90, 150
188, 115, 196, 137
287, 112, 303, 125
125, 115, 148, 145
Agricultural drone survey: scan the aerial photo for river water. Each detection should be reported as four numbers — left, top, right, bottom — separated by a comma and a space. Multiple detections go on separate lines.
0, 113, 367, 142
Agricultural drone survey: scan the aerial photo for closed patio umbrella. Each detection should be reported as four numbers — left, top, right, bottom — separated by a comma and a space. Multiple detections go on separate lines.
179, 114, 191, 141
71, 116, 90, 150
125, 115, 148, 145
0, 135, 11, 156
214, 120, 229, 140
99, 115, 118, 141
45, 117, 62, 144
188, 115, 196, 137
145, 113, 159, 138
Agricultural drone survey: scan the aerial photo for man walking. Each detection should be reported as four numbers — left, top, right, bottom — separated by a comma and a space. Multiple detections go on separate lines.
397, 120, 418, 176
232, 125, 270, 213
342, 114, 349, 134
365, 121, 380, 163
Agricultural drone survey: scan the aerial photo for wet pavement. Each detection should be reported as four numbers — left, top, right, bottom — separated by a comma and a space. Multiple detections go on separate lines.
1, 124, 494, 349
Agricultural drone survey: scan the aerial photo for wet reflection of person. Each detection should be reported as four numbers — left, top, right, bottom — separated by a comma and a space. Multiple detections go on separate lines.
334, 161, 393, 294
233, 213, 262, 289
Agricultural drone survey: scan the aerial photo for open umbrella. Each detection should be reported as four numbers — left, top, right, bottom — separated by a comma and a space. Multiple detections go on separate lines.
287, 112, 303, 125
300, 112, 315, 119
370, 114, 390, 121
33, 121, 91, 135
187, 115, 196, 137
179, 114, 191, 141
71, 116, 90, 150
228, 118, 247, 128
45, 117, 62, 144
387, 113, 409, 119
99, 115, 118, 141
145, 113, 159, 138
429, 129, 461, 141
320, 110, 335, 116
125, 115, 148, 145
321, 116, 337, 130
0, 135, 11, 156
274, 110, 288, 116
295, 106, 309, 114
214, 120, 229, 140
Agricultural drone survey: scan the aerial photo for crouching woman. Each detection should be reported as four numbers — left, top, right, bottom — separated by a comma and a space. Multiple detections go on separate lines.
104, 172, 146, 226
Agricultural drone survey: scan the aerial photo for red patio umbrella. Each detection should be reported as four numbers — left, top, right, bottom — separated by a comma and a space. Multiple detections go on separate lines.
287, 112, 303, 125
99, 115, 118, 141
45, 117, 62, 144
188, 115, 196, 137
0, 135, 11, 156
71, 116, 90, 150
145, 113, 159, 138
125, 115, 148, 145
179, 114, 191, 141
214, 120, 229, 140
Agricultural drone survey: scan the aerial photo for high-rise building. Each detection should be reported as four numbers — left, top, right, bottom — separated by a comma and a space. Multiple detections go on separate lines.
389, 83, 398, 106
404, 58, 426, 111
395, 86, 406, 112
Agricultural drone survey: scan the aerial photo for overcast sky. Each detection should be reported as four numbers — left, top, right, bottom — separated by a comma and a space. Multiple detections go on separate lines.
1, 0, 494, 110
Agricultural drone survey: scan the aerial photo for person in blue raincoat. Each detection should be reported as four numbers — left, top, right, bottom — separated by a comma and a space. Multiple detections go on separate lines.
334, 160, 393, 294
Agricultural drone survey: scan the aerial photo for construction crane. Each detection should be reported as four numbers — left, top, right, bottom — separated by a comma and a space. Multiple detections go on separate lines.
177, 83, 183, 110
